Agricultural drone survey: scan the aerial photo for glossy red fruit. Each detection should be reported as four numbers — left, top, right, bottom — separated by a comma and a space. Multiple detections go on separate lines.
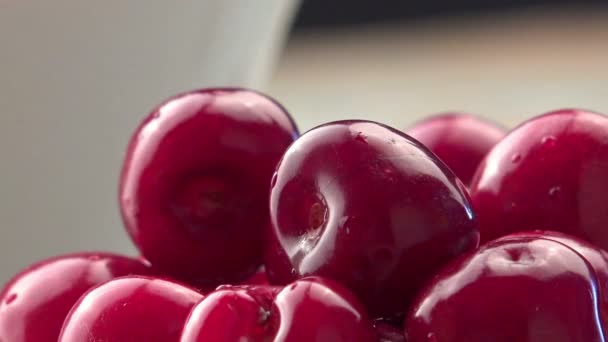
406, 112, 506, 185
470, 109, 608, 248
266, 120, 479, 318
180, 278, 376, 342
120, 88, 299, 287
0, 253, 151, 342
59, 276, 203, 342
507, 230, 608, 329
405, 235, 606, 342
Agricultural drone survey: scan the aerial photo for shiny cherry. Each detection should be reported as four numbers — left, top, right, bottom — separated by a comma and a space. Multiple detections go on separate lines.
120, 88, 298, 287
179, 277, 376, 342
406, 112, 506, 185
405, 235, 606, 342
265, 120, 479, 318
59, 276, 203, 342
0, 252, 151, 342
470, 109, 608, 248
507, 230, 608, 329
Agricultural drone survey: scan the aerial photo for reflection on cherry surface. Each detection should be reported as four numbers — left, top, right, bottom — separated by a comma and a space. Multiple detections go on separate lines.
0, 252, 151, 342
266, 120, 479, 318
180, 277, 376, 342
470, 109, 608, 250
405, 235, 606, 342
119, 88, 298, 288
58, 276, 203, 342
507, 230, 608, 330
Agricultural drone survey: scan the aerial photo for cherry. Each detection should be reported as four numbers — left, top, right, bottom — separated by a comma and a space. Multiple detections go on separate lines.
406, 112, 506, 185
265, 120, 479, 318
469, 109, 608, 249
58, 276, 203, 342
119, 88, 299, 287
179, 277, 376, 342
506, 230, 608, 330
179, 285, 280, 342
404, 235, 606, 342
0, 252, 151, 342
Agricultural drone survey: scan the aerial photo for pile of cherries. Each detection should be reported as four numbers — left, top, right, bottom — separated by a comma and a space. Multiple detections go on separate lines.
2, 87, 608, 342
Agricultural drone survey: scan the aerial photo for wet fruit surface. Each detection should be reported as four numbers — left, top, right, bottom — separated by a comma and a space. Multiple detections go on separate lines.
59, 276, 203, 342
266, 120, 479, 318
507, 230, 608, 330
470, 109, 608, 249
180, 277, 376, 342
0, 253, 151, 342
405, 235, 606, 342
120, 88, 298, 287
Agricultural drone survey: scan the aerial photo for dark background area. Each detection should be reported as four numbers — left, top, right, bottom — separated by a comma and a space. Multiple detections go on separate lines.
293, 0, 606, 29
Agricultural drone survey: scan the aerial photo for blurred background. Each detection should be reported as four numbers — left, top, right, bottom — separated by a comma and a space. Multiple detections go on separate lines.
269, 0, 608, 130
1, 0, 608, 283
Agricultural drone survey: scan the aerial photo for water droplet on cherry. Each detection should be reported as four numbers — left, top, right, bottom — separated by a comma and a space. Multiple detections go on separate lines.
511, 154, 522, 163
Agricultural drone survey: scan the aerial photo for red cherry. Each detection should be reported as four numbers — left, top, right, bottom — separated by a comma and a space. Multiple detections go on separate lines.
58, 276, 203, 342
506, 230, 608, 330
265, 120, 479, 318
469, 109, 608, 248
0, 253, 151, 342
406, 112, 506, 185
405, 235, 606, 342
119, 88, 298, 287
179, 285, 280, 341
179, 278, 376, 342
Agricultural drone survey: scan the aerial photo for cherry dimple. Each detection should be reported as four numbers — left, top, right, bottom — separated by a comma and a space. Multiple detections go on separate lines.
172, 174, 243, 228
119, 88, 298, 287
267, 120, 479, 318
405, 235, 605, 341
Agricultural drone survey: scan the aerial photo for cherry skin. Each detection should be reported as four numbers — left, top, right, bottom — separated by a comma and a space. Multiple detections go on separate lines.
406, 112, 506, 185
506, 230, 608, 330
0, 252, 151, 342
265, 120, 479, 318
179, 277, 377, 342
179, 284, 280, 342
120, 88, 299, 287
469, 109, 608, 249
404, 235, 606, 342
58, 276, 203, 342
